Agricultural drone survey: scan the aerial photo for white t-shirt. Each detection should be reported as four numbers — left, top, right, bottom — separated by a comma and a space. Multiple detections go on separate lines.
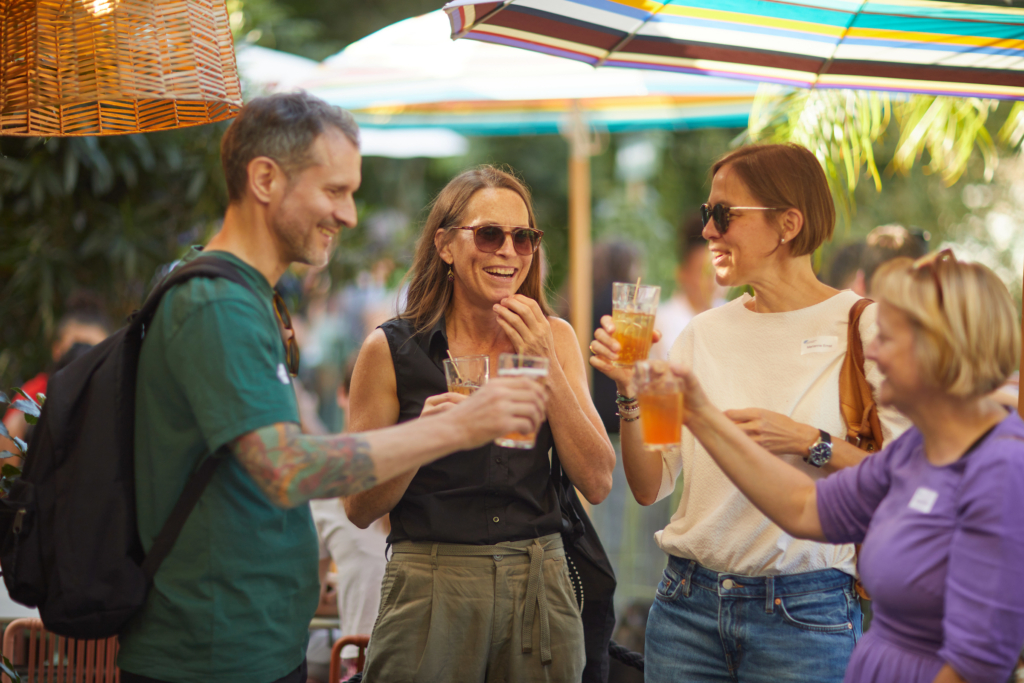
311, 499, 388, 658
662, 290, 910, 576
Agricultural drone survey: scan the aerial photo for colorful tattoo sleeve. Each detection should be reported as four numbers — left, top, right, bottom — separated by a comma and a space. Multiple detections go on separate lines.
232, 423, 377, 508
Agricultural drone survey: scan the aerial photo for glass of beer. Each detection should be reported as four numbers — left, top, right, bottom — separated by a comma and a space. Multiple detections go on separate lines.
443, 355, 489, 396
611, 282, 660, 366
495, 353, 549, 449
634, 360, 684, 454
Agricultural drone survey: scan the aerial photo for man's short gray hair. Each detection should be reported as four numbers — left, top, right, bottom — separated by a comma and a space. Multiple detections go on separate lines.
221, 92, 360, 203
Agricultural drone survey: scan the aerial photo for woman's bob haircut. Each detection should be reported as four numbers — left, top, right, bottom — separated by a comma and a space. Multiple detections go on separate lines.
872, 255, 1020, 398
400, 165, 552, 334
712, 144, 835, 257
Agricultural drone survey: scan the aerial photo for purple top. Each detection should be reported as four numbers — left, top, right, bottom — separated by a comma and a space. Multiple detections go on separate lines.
817, 412, 1024, 683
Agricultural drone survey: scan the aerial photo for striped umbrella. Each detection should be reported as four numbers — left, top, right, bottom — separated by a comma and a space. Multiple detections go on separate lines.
293, 10, 760, 135
444, 0, 1024, 100
289, 10, 762, 347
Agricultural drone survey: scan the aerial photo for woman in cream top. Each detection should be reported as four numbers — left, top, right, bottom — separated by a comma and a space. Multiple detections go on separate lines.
590, 143, 908, 683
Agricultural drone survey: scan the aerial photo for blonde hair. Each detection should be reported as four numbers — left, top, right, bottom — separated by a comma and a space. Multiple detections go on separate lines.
400, 165, 552, 334
711, 144, 835, 256
871, 256, 1020, 398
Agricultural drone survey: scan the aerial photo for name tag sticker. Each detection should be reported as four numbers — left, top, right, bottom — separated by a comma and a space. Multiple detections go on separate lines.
801, 336, 838, 355
909, 487, 939, 514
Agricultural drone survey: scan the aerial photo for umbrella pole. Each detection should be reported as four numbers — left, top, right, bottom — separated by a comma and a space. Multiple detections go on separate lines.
1020, 259, 1023, 420
567, 106, 593, 360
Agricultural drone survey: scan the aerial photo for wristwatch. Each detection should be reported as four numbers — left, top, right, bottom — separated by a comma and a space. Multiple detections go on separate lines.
805, 429, 833, 468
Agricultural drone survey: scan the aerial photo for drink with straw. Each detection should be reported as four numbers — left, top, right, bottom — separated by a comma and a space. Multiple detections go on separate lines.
634, 360, 684, 454
495, 353, 549, 448
611, 282, 660, 365
443, 355, 489, 396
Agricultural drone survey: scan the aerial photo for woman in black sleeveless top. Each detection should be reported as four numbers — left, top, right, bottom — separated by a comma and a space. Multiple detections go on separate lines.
347, 165, 615, 682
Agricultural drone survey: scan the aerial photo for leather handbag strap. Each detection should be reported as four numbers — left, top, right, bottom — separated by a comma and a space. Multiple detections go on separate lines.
839, 298, 884, 454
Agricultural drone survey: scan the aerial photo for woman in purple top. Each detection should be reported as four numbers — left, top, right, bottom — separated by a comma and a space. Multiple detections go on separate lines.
666, 249, 1024, 683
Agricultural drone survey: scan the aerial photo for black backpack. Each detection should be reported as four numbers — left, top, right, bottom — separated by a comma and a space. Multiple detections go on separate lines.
0, 257, 255, 639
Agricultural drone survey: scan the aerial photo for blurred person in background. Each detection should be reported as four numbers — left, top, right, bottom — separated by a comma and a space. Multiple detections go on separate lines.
649, 214, 721, 361
590, 143, 910, 682
345, 164, 615, 682
2, 292, 112, 449
826, 224, 929, 296
307, 352, 388, 682
669, 252, 1024, 683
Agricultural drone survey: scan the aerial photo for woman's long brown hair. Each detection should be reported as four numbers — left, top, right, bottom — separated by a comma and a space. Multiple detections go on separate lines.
400, 165, 553, 334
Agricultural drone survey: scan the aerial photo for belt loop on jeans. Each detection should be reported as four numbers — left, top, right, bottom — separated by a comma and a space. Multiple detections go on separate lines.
681, 560, 696, 598
430, 543, 438, 570
521, 539, 552, 664
765, 575, 775, 614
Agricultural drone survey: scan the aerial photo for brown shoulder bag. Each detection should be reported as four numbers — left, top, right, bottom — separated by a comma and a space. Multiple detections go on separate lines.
839, 298, 885, 454
839, 298, 884, 601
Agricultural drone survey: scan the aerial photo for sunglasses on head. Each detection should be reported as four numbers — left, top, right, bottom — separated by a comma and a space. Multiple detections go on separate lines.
273, 291, 300, 377
450, 225, 544, 256
700, 203, 785, 234
911, 248, 956, 308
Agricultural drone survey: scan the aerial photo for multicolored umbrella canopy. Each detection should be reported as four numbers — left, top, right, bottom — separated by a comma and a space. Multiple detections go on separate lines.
292, 10, 760, 135
444, 0, 1024, 100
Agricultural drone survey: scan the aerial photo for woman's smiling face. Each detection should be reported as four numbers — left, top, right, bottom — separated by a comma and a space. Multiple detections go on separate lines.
703, 163, 788, 288
438, 187, 533, 307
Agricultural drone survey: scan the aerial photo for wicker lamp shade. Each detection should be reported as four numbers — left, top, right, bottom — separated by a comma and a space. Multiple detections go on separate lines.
1, 0, 242, 136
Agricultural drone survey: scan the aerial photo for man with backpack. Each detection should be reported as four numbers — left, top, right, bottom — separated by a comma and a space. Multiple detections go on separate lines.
114, 93, 549, 683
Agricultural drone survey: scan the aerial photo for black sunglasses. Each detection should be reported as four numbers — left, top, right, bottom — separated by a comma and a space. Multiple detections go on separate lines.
451, 225, 544, 255
700, 203, 785, 234
272, 291, 300, 377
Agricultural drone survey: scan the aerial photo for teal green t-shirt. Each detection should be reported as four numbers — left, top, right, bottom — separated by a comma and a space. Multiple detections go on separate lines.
118, 249, 319, 682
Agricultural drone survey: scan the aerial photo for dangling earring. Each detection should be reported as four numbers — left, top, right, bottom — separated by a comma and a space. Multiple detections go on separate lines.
447, 266, 454, 283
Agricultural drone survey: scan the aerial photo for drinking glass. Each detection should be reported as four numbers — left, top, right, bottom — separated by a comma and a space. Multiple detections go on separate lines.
634, 360, 684, 454
611, 282, 660, 366
495, 353, 549, 449
443, 355, 489, 396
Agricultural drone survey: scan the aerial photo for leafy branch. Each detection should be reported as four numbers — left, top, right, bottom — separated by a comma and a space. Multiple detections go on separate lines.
0, 389, 41, 497
743, 86, 1006, 225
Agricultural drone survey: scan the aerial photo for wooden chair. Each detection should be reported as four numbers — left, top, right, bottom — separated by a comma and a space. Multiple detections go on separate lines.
1, 618, 120, 683
328, 634, 369, 683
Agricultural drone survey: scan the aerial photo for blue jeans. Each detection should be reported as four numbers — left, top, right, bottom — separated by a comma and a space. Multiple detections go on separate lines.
646, 557, 861, 682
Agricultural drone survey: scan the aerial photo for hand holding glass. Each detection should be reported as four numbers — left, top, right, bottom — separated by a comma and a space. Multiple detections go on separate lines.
634, 360, 685, 455
444, 355, 489, 396
612, 283, 660, 365
495, 354, 549, 448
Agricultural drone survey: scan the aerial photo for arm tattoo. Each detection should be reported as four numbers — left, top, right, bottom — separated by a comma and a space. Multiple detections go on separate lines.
232, 423, 378, 508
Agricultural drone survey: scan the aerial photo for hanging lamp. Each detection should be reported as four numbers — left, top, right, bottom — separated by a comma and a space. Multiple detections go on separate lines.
1, 0, 242, 136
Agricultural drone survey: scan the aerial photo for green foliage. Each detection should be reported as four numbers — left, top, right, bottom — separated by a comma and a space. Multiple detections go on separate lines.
744, 86, 1005, 226
0, 126, 229, 385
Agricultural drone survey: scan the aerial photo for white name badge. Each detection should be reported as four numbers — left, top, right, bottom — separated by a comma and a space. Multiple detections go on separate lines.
908, 487, 939, 514
801, 336, 838, 355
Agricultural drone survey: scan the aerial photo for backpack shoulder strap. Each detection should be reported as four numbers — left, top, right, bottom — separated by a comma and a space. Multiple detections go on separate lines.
140, 452, 222, 581
133, 256, 257, 330
135, 256, 259, 582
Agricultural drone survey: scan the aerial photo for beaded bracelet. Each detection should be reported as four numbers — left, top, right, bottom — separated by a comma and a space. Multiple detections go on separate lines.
616, 392, 640, 422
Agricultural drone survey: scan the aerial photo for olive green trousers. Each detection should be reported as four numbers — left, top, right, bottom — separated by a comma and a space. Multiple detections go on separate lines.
362, 533, 586, 683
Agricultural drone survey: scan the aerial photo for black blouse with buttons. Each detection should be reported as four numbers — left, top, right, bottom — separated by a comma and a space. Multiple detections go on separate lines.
380, 316, 565, 545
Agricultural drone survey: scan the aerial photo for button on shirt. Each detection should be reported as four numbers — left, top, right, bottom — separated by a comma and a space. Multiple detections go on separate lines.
380, 316, 563, 545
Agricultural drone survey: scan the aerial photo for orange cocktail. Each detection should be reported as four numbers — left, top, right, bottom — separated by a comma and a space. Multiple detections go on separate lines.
638, 391, 684, 449
634, 360, 684, 454
611, 282, 660, 366
444, 355, 489, 397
